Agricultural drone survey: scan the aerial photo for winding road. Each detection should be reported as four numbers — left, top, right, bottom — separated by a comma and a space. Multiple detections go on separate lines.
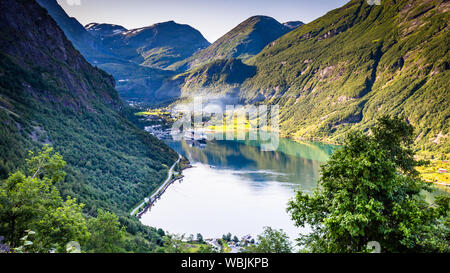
130, 154, 181, 216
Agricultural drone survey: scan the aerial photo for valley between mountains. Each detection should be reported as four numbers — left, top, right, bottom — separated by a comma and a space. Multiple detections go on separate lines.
38, 0, 448, 156
0, 0, 448, 254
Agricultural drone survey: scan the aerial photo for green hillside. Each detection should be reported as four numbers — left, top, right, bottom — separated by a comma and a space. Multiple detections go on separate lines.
0, 0, 178, 251
175, 58, 257, 98
169, 16, 294, 71
177, 0, 450, 155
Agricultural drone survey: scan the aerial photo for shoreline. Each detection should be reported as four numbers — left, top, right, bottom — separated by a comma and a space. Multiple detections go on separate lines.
136, 164, 194, 218
135, 120, 448, 219
129, 154, 183, 217
136, 175, 183, 218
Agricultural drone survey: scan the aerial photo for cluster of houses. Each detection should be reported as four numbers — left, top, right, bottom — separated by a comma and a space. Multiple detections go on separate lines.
144, 124, 209, 149
204, 235, 256, 253
144, 124, 172, 139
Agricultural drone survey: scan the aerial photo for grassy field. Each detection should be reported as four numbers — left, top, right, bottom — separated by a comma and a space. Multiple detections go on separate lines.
135, 109, 171, 116
417, 160, 450, 186
135, 109, 175, 124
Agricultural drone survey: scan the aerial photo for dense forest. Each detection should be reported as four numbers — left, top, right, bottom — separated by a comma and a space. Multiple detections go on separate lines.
0, 0, 448, 254
0, 0, 178, 252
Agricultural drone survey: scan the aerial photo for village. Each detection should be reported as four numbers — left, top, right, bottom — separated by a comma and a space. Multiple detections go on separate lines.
417, 159, 450, 191
204, 234, 256, 253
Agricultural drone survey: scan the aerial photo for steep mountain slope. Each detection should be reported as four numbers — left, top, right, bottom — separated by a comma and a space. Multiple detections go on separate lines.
103, 61, 177, 104
174, 58, 257, 99
0, 0, 178, 229
177, 0, 449, 154
36, 0, 209, 104
83, 21, 210, 103
35, 0, 109, 63
169, 16, 294, 71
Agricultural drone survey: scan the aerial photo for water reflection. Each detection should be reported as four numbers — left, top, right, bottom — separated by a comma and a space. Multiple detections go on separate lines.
168, 138, 334, 192
140, 138, 335, 239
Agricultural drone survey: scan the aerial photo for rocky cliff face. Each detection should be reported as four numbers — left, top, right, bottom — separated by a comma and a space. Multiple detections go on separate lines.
36, 0, 211, 104
93, 20, 210, 69
0, 0, 177, 213
1, 0, 118, 109
36, 0, 107, 63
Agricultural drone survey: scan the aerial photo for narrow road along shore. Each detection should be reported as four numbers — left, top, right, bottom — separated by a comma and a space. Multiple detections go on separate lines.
130, 154, 182, 216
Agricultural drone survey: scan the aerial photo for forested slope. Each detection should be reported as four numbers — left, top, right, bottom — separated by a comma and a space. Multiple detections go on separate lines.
0, 0, 178, 251
176, 0, 449, 154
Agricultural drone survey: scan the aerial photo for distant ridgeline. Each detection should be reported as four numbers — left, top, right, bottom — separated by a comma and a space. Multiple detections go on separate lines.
0, 0, 178, 250
37, 0, 448, 154
36, 0, 303, 105
174, 0, 450, 155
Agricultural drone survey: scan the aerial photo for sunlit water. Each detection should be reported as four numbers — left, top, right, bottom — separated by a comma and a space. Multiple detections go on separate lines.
140, 137, 335, 240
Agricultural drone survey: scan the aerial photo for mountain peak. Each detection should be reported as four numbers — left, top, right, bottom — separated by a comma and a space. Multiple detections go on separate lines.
85, 22, 128, 37
169, 15, 296, 71
247, 15, 278, 21
86, 19, 210, 70
159, 20, 176, 25
240, 15, 284, 28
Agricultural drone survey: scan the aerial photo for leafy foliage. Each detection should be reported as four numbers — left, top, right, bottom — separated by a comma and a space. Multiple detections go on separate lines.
0, 147, 163, 253
244, 227, 293, 253
287, 116, 449, 252
0, 147, 88, 252
0, 0, 178, 253
160, 234, 216, 253
86, 209, 126, 253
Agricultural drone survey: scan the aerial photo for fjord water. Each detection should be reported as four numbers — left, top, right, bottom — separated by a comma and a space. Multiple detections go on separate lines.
140, 137, 335, 240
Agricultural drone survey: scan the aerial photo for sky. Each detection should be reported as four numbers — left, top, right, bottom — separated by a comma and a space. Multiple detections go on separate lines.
58, 0, 349, 43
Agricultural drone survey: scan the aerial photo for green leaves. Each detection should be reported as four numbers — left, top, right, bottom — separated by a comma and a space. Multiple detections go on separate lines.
0, 146, 88, 252
0, 146, 133, 253
245, 227, 293, 253
288, 116, 449, 253
26, 145, 66, 184
34, 197, 89, 252
13, 230, 35, 253
86, 209, 126, 253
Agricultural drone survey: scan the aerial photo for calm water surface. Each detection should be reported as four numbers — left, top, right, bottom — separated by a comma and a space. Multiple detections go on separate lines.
140, 137, 335, 239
